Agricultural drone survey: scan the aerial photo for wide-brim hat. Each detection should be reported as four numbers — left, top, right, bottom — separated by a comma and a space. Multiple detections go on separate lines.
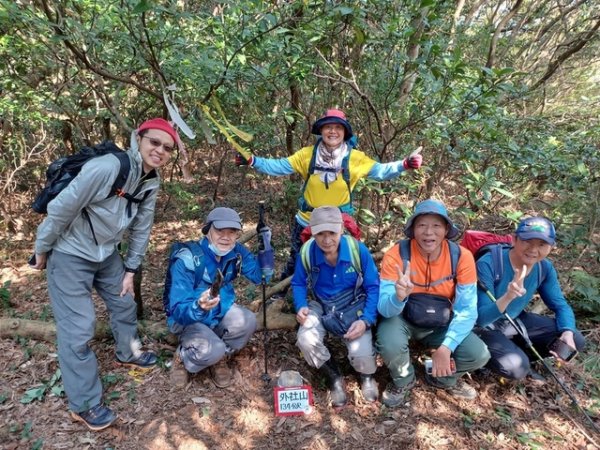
201, 207, 242, 234
515, 217, 556, 245
404, 199, 460, 239
311, 109, 353, 140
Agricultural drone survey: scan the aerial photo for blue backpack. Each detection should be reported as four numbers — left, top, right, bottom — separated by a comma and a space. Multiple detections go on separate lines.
162, 241, 205, 316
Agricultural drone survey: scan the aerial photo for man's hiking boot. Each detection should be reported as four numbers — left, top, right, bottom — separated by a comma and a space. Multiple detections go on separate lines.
359, 374, 378, 403
425, 374, 477, 401
381, 380, 414, 408
210, 358, 233, 388
526, 369, 546, 386
170, 352, 189, 388
71, 404, 117, 431
320, 359, 347, 407
115, 351, 157, 369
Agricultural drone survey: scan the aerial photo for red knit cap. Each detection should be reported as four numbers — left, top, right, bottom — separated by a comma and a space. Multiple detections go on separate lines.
137, 118, 179, 143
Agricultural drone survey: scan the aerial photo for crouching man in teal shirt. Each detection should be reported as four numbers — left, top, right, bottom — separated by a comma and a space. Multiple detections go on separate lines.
476, 217, 585, 380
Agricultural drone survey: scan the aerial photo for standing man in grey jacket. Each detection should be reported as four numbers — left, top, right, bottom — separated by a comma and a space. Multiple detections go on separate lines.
31, 118, 178, 431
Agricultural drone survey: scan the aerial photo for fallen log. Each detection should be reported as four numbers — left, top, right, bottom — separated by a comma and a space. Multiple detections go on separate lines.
0, 301, 297, 344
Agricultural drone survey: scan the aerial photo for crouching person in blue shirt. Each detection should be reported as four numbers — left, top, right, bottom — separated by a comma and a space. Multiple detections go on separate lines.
292, 206, 379, 407
165, 207, 269, 388
476, 217, 585, 381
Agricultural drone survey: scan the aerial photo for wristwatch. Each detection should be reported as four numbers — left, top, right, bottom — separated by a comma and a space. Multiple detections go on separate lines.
124, 267, 139, 274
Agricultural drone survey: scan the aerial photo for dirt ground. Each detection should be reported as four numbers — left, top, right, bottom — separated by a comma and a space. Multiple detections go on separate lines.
1, 164, 599, 449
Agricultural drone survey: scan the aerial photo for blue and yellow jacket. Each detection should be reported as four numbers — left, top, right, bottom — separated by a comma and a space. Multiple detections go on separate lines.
252, 142, 408, 225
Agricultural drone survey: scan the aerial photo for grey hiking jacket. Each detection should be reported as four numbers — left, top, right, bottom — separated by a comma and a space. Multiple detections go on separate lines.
35, 146, 160, 270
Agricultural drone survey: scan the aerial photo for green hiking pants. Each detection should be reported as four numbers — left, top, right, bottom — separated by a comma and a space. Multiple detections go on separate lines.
376, 314, 490, 388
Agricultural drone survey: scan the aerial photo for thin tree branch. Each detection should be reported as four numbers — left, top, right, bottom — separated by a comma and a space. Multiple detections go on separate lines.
39, 0, 161, 100
486, 0, 524, 68
530, 17, 600, 90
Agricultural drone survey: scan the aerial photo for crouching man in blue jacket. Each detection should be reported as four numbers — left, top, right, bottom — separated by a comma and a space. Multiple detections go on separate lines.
165, 207, 268, 388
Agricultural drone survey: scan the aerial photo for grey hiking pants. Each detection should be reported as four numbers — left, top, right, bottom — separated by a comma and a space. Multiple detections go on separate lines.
47, 250, 142, 412
169, 303, 257, 374
296, 301, 377, 374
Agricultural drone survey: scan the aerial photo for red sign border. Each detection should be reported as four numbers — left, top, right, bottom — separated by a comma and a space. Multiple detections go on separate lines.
273, 385, 314, 416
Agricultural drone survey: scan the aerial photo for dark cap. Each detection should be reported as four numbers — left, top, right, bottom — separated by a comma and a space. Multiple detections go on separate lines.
515, 217, 555, 245
202, 207, 242, 234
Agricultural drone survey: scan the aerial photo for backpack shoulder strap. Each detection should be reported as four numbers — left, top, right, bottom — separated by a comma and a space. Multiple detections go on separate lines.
111, 151, 131, 198
300, 238, 314, 274
346, 235, 362, 273
537, 259, 548, 286
340, 149, 352, 198
488, 244, 505, 285
299, 238, 320, 291
297, 144, 319, 212
398, 239, 411, 265
448, 240, 461, 283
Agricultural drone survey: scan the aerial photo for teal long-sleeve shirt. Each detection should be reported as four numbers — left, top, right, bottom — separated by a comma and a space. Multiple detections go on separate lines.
476, 249, 577, 332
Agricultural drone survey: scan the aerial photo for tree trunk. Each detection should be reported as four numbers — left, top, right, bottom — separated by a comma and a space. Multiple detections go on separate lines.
0, 304, 297, 344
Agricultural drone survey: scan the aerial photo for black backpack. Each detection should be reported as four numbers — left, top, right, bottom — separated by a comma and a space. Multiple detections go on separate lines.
32, 141, 144, 214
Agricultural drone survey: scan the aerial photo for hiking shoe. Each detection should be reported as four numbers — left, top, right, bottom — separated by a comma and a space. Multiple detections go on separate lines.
71, 404, 117, 431
359, 374, 378, 403
170, 352, 189, 388
425, 374, 477, 401
210, 359, 233, 388
381, 380, 414, 408
115, 351, 157, 369
447, 380, 478, 400
526, 369, 546, 386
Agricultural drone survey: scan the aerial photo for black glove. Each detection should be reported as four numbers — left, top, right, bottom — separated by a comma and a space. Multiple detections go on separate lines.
235, 152, 254, 166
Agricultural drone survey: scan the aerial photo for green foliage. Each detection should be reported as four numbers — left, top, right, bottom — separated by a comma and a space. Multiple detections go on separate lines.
20, 369, 63, 404
568, 270, 600, 321
0, 281, 11, 311
162, 181, 202, 220
101, 373, 125, 387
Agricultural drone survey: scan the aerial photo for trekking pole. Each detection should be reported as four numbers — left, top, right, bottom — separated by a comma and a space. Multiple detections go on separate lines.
479, 281, 600, 436
257, 201, 274, 383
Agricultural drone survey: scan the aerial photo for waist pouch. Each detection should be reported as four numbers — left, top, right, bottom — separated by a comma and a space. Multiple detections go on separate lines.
320, 289, 367, 336
402, 293, 453, 328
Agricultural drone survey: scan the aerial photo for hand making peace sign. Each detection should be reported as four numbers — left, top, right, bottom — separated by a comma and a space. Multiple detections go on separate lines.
506, 264, 527, 302
394, 261, 414, 300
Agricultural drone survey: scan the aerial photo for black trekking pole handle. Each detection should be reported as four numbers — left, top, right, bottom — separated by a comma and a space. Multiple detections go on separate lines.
479, 281, 600, 436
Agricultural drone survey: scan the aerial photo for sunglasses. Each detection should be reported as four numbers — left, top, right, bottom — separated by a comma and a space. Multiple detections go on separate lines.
142, 136, 175, 153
